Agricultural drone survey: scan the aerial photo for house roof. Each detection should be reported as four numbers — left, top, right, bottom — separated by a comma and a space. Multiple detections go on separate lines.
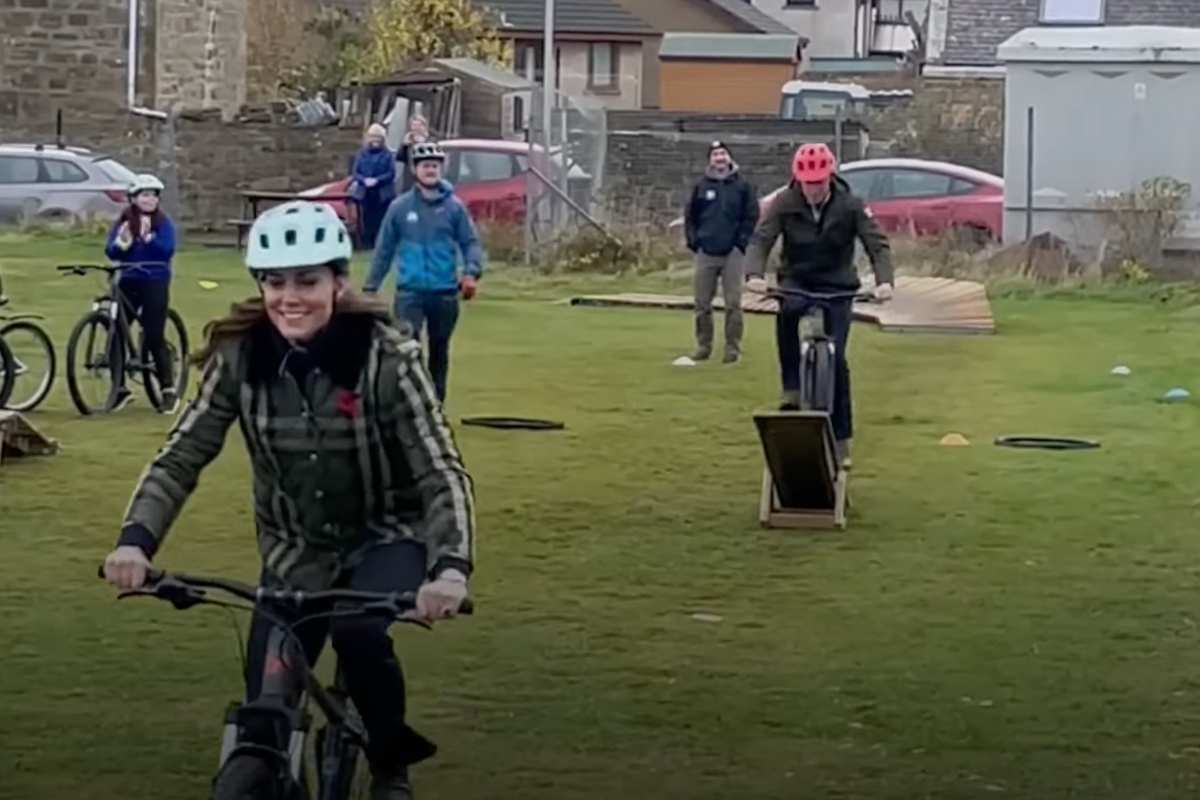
660, 32, 798, 61
937, 0, 1200, 66
998, 25, 1200, 63
702, 0, 795, 34
479, 0, 655, 35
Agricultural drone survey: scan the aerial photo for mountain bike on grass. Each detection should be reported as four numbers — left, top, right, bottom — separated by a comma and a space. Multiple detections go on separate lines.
0, 271, 56, 413
751, 284, 878, 414
98, 566, 473, 800
59, 263, 189, 415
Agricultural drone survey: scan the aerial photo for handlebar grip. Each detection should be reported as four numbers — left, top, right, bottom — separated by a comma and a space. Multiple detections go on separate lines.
97, 563, 164, 584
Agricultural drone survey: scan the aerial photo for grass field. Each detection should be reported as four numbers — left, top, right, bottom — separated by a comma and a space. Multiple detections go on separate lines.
4, 232, 1200, 799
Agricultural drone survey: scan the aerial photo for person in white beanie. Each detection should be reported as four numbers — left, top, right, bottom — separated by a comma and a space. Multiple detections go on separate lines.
351, 123, 397, 249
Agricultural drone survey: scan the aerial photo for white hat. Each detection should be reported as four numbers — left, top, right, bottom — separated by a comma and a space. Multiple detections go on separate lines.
245, 201, 352, 273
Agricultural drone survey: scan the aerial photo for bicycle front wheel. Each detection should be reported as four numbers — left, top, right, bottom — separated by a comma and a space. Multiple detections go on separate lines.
316, 723, 373, 800
211, 754, 281, 800
66, 311, 121, 416
0, 335, 16, 409
143, 308, 190, 412
0, 320, 56, 412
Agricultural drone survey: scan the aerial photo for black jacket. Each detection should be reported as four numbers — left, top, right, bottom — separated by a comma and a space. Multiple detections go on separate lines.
684, 166, 759, 257
743, 176, 893, 291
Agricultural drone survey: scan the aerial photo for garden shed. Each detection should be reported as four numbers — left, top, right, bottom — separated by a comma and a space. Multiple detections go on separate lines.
998, 26, 1200, 256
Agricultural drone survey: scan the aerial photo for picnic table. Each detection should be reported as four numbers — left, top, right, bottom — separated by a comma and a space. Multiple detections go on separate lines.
230, 190, 357, 249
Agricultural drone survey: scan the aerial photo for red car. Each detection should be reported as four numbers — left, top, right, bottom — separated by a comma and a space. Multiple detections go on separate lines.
302, 138, 559, 231
671, 157, 1004, 244
773, 158, 1004, 243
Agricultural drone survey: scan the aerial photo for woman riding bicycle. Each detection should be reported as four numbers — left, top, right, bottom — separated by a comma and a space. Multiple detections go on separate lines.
103, 173, 179, 413
102, 200, 476, 800
743, 143, 894, 469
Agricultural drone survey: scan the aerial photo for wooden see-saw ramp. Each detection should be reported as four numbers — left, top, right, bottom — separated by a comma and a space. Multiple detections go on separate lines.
755, 411, 847, 530
568, 275, 994, 335
0, 411, 60, 465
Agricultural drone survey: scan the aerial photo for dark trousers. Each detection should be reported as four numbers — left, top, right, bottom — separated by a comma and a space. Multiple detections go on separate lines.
776, 296, 854, 441
244, 540, 436, 769
359, 195, 390, 250
116, 279, 173, 390
394, 290, 460, 403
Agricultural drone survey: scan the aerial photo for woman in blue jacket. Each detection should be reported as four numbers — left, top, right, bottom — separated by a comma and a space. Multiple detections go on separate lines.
351, 123, 398, 249
104, 173, 179, 413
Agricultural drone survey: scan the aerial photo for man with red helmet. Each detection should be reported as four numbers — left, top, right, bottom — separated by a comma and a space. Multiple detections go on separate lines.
744, 142, 894, 468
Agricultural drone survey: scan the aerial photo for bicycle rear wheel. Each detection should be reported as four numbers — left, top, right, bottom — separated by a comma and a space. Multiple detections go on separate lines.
0, 320, 56, 412
66, 311, 122, 415
0, 335, 16, 409
211, 754, 282, 800
142, 308, 190, 412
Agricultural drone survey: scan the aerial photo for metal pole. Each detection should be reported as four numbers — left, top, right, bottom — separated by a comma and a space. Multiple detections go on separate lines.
1025, 105, 1034, 242
542, 0, 556, 232
127, 0, 139, 108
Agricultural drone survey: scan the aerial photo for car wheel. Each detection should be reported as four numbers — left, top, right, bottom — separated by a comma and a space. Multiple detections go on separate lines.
948, 224, 993, 252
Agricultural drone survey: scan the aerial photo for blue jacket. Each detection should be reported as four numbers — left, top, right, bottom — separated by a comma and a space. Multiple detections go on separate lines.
104, 214, 178, 282
351, 145, 397, 205
364, 181, 484, 294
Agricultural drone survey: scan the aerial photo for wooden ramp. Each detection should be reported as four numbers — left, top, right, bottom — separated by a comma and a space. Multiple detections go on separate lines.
568, 275, 995, 335
754, 411, 847, 530
0, 411, 60, 464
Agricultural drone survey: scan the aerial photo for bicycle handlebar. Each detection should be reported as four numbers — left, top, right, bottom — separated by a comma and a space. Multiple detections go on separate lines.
96, 565, 475, 616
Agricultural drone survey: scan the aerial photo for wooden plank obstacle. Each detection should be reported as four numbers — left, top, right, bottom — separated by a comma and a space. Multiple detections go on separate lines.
754, 411, 847, 530
0, 411, 60, 465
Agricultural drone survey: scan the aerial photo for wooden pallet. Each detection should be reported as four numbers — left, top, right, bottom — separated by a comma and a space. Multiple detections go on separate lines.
0, 411, 60, 464
568, 275, 995, 335
754, 411, 847, 530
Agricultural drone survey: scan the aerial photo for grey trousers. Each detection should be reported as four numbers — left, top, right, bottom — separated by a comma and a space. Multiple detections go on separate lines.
693, 250, 744, 357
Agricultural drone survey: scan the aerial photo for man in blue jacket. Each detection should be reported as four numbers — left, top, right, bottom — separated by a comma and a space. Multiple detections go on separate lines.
683, 140, 759, 364
364, 141, 484, 404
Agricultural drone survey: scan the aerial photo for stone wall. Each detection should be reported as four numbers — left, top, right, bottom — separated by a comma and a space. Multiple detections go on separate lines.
602, 113, 870, 224
0, 0, 145, 124
155, 0, 247, 117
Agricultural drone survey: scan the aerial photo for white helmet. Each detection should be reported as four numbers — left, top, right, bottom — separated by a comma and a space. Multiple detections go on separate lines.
128, 173, 164, 197
245, 200, 352, 273
410, 141, 446, 163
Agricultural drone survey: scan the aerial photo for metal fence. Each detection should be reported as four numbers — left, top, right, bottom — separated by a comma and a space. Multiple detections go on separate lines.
523, 86, 609, 261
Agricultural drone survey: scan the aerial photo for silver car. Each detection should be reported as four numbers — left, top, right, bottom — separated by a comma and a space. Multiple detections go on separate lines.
0, 144, 137, 226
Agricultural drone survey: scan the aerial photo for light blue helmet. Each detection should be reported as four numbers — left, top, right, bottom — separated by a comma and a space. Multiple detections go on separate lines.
245, 200, 352, 274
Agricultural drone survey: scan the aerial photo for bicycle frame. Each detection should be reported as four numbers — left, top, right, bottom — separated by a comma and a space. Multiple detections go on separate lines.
101, 567, 471, 798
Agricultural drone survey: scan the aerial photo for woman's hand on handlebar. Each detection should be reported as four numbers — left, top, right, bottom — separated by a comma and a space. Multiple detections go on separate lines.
103, 545, 152, 591
414, 568, 470, 622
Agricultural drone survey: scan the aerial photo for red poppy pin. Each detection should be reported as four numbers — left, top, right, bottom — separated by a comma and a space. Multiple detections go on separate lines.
336, 389, 362, 419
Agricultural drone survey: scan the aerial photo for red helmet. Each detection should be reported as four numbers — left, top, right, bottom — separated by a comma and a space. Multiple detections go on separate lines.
792, 143, 836, 183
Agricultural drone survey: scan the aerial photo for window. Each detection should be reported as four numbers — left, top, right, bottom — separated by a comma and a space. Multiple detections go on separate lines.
949, 177, 978, 196
0, 156, 38, 184
588, 43, 619, 92
514, 41, 562, 90
877, 169, 952, 199
841, 170, 878, 200
1039, 0, 1104, 24
41, 159, 88, 183
877, 0, 927, 24
94, 157, 137, 184
451, 150, 516, 185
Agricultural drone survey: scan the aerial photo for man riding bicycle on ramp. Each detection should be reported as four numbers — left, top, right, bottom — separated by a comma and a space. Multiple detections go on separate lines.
743, 142, 895, 470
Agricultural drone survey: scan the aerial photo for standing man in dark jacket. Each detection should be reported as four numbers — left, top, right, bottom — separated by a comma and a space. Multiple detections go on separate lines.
684, 140, 759, 364
744, 143, 894, 469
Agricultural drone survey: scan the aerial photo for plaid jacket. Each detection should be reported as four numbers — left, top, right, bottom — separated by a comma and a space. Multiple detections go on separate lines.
117, 312, 475, 590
